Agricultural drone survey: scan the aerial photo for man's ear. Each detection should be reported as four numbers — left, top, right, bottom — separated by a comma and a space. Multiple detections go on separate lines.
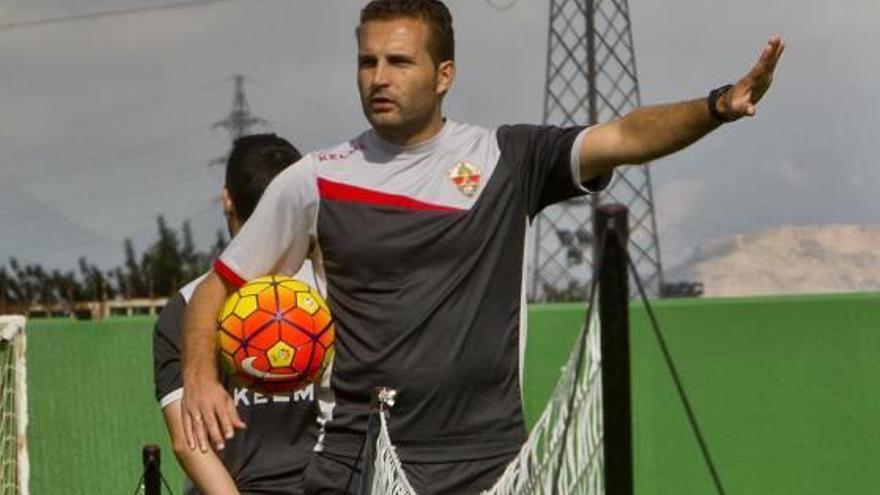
222, 187, 243, 236
436, 60, 456, 97
222, 187, 235, 218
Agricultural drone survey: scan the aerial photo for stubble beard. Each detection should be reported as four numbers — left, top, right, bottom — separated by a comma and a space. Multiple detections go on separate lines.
364, 97, 441, 145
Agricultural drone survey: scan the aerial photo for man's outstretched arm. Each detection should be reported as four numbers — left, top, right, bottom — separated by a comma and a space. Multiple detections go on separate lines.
579, 36, 786, 181
181, 272, 246, 452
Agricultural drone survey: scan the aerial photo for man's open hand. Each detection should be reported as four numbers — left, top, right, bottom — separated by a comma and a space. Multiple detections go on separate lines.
182, 374, 246, 453
719, 36, 786, 121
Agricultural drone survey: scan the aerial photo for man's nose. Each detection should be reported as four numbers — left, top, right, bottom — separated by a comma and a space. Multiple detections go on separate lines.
372, 60, 390, 87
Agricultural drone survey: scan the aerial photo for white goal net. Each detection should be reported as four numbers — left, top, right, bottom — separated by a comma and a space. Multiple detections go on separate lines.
0, 316, 28, 495
370, 308, 605, 495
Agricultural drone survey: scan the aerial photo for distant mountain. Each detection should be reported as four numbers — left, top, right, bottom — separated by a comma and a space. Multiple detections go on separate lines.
665, 225, 880, 297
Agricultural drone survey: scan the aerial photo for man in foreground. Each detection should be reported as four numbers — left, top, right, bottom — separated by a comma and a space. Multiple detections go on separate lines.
153, 134, 324, 494
181, 1, 785, 493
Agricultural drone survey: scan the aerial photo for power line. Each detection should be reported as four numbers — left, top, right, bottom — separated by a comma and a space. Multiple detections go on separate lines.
0, 0, 243, 32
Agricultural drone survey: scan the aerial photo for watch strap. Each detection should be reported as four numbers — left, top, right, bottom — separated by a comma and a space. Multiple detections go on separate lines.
708, 84, 735, 123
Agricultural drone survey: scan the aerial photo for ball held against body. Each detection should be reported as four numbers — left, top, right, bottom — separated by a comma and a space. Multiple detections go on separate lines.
216, 275, 335, 395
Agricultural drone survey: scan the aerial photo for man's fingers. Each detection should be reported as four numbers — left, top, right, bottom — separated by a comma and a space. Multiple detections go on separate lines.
194, 410, 211, 453
182, 378, 244, 451
233, 415, 247, 429
214, 396, 246, 444
230, 401, 247, 430
772, 40, 786, 70
183, 374, 239, 451
758, 37, 785, 75
736, 36, 784, 111
204, 408, 227, 451
750, 46, 774, 77
749, 37, 782, 78
182, 410, 196, 451
763, 37, 785, 73
216, 403, 235, 441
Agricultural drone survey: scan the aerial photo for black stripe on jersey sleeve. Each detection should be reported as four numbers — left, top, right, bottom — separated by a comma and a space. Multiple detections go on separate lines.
498, 124, 592, 218
153, 293, 187, 404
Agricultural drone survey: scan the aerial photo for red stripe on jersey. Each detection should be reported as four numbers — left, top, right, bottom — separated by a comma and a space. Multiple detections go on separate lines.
317, 178, 464, 212
213, 259, 247, 288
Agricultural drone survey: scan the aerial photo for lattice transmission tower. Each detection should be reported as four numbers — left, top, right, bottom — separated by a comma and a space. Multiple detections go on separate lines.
530, 0, 663, 301
209, 74, 270, 167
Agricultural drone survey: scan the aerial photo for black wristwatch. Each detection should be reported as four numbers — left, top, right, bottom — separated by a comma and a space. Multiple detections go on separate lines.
707, 84, 734, 123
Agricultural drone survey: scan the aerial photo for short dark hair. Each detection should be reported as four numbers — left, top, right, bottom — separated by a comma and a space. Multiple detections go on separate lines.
359, 0, 455, 64
225, 133, 301, 222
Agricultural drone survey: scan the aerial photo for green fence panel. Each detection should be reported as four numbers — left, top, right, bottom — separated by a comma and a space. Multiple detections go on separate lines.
27, 317, 184, 494
525, 293, 880, 495
25, 292, 880, 494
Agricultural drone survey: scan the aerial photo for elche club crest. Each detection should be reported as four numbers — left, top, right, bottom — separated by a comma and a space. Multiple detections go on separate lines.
448, 161, 482, 198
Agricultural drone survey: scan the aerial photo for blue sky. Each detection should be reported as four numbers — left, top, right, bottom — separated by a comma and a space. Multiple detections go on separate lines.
1, 0, 877, 271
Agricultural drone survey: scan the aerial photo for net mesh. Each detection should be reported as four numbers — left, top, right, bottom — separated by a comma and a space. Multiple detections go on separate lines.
370, 309, 604, 495
0, 316, 28, 495
370, 411, 419, 495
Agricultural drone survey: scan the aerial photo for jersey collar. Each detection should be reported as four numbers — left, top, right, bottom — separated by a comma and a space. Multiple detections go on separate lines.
367, 119, 454, 156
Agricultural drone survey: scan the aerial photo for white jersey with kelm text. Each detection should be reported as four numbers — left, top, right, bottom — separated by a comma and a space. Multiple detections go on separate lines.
153, 261, 323, 495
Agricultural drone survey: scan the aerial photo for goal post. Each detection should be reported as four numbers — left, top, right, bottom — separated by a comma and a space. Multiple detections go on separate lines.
0, 315, 28, 495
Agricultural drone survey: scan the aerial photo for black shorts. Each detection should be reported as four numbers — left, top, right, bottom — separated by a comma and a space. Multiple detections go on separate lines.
303, 450, 511, 495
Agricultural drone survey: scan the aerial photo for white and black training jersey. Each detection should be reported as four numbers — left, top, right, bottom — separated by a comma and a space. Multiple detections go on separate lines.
153, 262, 323, 494
214, 121, 612, 464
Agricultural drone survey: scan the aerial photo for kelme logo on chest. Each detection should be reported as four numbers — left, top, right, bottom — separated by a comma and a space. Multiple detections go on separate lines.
448, 161, 482, 198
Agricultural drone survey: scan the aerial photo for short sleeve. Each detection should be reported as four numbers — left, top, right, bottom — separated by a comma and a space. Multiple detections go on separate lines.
497, 124, 613, 218
215, 156, 319, 286
153, 294, 186, 408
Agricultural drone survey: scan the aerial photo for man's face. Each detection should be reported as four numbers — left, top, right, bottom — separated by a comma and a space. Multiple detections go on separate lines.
357, 17, 452, 139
